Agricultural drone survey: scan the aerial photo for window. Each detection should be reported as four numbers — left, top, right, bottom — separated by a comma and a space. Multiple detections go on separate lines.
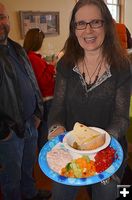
106, 0, 125, 23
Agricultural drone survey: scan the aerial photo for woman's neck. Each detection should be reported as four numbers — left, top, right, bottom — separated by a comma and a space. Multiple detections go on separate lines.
84, 48, 102, 64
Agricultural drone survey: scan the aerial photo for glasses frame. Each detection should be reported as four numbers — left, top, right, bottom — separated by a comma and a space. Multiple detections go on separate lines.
75, 19, 104, 30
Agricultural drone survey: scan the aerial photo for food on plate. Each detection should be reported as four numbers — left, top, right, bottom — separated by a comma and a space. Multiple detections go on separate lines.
47, 143, 117, 177
61, 155, 96, 178
47, 148, 72, 174
70, 122, 106, 150
94, 146, 116, 173
60, 146, 117, 178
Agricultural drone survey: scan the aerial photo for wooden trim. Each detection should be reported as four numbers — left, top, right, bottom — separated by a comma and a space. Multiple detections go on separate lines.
119, 0, 125, 23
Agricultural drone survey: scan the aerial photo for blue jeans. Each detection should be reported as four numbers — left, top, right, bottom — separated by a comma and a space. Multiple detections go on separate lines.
0, 117, 38, 200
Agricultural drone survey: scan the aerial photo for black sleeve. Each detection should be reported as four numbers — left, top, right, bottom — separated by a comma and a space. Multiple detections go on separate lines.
48, 63, 67, 129
106, 65, 131, 139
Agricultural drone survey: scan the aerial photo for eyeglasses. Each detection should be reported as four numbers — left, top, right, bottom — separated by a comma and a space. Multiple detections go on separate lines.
75, 19, 104, 30
0, 15, 8, 21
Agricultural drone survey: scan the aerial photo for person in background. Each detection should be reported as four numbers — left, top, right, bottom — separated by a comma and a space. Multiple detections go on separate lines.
23, 28, 56, 152
48, 0, 131, 200
103, 0, 132, 49
0, 3, 51, 200
116, 22, 132, 49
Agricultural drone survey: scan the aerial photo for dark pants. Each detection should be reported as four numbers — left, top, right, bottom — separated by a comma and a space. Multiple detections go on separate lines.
38, 99, 53, 152
0, 117, 38, 200
51, 179, 118, 200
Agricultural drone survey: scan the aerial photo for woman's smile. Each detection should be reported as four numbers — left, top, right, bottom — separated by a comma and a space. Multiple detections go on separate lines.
75, 4, 105, 52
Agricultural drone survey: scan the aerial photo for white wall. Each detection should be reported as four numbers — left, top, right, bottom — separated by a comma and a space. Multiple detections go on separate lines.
124, 0, 132, 34
2, 0, 75, 55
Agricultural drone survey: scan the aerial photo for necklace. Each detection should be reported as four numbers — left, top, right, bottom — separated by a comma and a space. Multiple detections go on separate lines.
82, 58, 102, 89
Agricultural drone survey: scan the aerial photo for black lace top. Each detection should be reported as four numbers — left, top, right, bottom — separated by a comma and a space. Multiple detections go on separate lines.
48, 59, 131, 141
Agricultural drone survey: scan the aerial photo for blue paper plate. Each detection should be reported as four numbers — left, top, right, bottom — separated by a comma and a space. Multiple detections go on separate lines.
38, 133, 123, 186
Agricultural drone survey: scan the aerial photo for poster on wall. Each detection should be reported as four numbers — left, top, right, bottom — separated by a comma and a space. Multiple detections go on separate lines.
19, 11, 59, 38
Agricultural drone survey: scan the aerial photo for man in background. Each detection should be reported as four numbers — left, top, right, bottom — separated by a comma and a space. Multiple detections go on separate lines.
0, 2, 51, 200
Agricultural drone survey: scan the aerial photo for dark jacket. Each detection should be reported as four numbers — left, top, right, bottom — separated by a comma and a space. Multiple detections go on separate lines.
0, 38, 43, 140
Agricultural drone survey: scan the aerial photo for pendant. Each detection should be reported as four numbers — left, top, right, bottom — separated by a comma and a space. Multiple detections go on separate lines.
86, 83, 93, 90
86, 75, 99, 90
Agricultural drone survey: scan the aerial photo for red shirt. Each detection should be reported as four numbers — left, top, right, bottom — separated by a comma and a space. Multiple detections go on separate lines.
116, 23, 127, 49
27, 51, 55, 97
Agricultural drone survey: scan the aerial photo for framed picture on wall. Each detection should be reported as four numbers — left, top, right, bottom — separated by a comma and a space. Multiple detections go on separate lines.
19, 11, 59, 38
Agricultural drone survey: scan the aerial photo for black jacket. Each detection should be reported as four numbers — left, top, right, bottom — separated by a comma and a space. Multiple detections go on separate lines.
0, 38, 43, 139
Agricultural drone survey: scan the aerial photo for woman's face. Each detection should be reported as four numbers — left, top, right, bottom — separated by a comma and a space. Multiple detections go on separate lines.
75, 4, 105, 53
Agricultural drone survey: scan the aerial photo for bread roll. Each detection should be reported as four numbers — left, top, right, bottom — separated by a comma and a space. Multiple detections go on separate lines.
71, 122, 106, 150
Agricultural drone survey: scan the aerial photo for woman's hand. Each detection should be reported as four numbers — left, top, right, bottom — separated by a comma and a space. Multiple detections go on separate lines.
48, 126, 66, 140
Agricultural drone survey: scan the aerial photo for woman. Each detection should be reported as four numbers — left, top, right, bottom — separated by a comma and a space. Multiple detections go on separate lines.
48, 0, 131, 200
23, 28, 56, 151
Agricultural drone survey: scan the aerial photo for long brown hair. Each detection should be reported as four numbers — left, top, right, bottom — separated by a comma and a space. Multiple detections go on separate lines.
63, 0, 128, 67
23, 28, 45, 52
